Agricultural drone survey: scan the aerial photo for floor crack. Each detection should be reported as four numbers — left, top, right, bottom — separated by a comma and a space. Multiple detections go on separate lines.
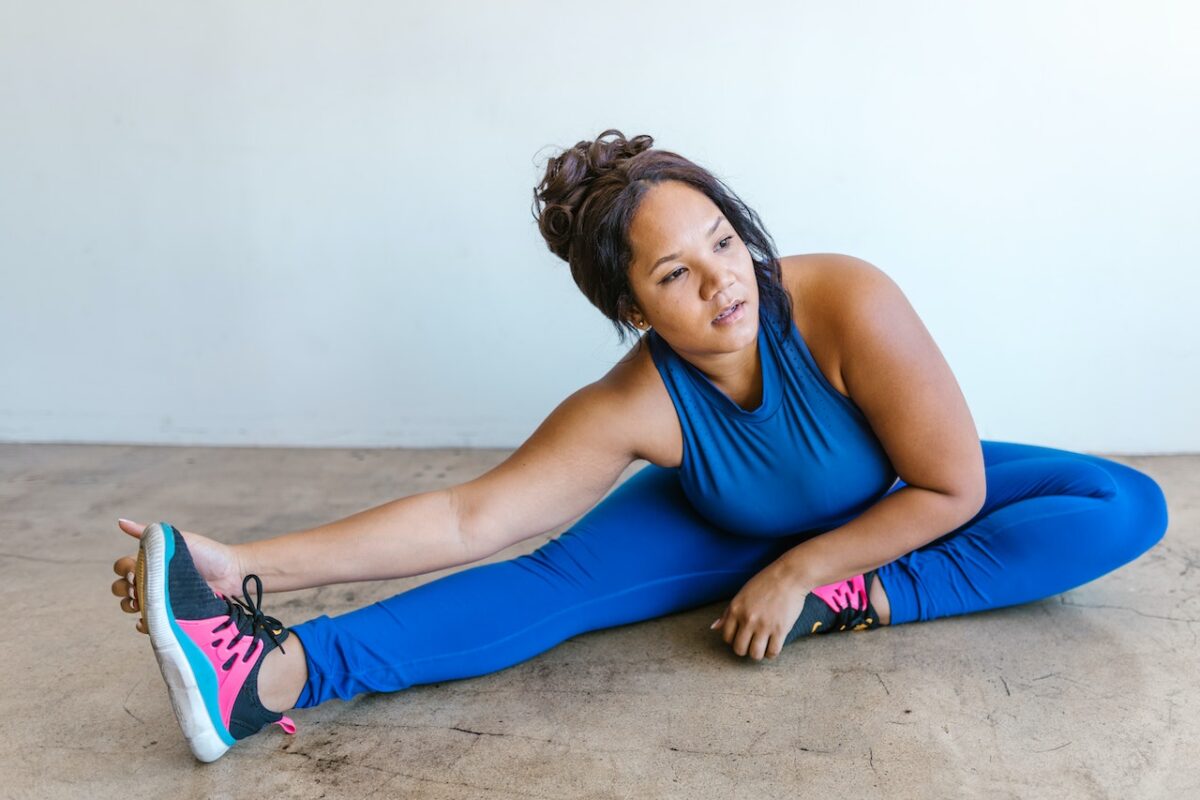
1059, 596, 1199, 623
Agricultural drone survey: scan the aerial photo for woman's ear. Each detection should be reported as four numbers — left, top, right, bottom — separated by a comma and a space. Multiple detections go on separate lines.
619, 292, 649, 330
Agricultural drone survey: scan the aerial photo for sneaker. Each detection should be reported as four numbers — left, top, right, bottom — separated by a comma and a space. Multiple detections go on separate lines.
783, 571, 881, 646
135, 522, 296, 762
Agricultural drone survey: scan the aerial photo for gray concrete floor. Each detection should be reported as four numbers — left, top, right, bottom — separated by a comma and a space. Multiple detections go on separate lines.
1, 443, 1196, 799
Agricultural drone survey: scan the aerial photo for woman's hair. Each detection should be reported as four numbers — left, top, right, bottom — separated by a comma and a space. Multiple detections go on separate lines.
531, 128, 793, 346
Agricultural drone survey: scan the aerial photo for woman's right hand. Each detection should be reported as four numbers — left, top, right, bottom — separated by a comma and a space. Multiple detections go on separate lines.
110, 519, 245, 634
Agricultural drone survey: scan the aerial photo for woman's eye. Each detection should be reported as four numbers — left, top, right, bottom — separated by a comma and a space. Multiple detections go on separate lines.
662, 237, 734, 284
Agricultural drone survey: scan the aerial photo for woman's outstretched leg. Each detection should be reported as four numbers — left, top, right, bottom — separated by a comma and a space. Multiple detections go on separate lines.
875, 439, 1170, 624
287, 464, 803, 708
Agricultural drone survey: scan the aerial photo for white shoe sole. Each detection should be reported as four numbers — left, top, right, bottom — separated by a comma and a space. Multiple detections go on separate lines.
138, 522, 234, 763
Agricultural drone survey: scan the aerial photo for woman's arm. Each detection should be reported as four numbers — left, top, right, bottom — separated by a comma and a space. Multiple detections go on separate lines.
781, 254, 986, 585
233, 380, 639, 592
774, 483, 983, 589
235, 488, 470, 592
453, 380, 640, 559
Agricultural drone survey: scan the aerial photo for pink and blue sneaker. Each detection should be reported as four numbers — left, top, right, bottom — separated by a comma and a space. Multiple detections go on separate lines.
783, 570, 882, 646
135, 522, 296, 762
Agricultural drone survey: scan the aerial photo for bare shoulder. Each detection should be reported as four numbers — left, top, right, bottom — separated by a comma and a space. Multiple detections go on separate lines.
596, 334, 684, 468
778, 252, 875, 317
778, 252, 869, 399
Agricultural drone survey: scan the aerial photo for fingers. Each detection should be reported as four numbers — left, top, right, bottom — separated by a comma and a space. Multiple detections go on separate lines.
115, 584, 139, 613
748, 631, 772, 662
718, 617, 735, 646
765, 634, 782, 660
715, 616, 779, 662
732, 624, 754, 658
113, 543, 140, 612
117, 518, 146, 539
111, 536, 148, 633
111, 566, 139, 613
740, 630, 777, 661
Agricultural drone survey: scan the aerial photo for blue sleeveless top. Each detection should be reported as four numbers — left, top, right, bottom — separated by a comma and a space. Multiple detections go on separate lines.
645, 301, 897, 538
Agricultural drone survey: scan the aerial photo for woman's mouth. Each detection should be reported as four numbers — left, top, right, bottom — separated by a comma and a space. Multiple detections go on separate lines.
712, 300, 746, 326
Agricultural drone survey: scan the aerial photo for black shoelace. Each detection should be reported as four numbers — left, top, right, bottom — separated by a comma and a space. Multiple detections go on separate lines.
211, 574, 288, 665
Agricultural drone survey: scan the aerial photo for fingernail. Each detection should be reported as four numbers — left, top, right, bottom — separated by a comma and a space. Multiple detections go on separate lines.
118, 518, 131, 526
710, 619, 720, 629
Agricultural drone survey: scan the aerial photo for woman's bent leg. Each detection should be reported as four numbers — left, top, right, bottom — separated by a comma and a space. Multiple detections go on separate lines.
876, 439, 1170, 625
289, 465, 801, 708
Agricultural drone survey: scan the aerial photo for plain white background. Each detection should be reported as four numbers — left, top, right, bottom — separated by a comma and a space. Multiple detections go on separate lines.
1, 1, 1196, 453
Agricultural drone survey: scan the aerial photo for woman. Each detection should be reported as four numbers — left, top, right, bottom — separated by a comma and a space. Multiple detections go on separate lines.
110, 129, 1169, 763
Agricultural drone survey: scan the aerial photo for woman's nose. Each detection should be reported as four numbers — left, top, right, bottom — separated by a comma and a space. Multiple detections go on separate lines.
702, 269, 736, 300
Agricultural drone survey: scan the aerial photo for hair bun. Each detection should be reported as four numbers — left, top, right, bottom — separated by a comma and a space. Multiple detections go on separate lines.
532, 129, 654, 262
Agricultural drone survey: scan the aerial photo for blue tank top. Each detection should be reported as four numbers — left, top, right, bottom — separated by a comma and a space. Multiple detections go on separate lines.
645, 301, 897, 538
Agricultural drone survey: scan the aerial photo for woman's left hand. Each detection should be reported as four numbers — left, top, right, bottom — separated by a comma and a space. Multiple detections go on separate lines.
711, 562, 810, 661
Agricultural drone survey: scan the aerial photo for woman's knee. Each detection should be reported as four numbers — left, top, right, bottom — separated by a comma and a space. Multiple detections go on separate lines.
1071, 456, 1170, 566
977, 450, 1168, 569
1111, 463, 1170, 558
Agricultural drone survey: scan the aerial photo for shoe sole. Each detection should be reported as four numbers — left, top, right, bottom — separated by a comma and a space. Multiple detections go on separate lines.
138, 522, 235, 763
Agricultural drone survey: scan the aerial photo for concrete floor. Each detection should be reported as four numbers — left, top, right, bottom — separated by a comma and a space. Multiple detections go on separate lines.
1, 443, 1196, 799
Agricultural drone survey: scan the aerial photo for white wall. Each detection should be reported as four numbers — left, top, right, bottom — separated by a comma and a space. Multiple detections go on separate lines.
2, 1, 1196, 454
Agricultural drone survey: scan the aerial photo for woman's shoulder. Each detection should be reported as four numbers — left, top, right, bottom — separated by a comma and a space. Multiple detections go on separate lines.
779, 253, 861, 399
778, 252, 835, 321
598, 331, 682, 467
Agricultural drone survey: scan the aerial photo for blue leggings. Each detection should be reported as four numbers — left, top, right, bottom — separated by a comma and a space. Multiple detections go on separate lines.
290, 439, 1168, 708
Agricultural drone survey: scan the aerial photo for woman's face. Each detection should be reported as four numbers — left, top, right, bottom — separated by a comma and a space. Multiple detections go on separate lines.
625, 180, 759, 356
